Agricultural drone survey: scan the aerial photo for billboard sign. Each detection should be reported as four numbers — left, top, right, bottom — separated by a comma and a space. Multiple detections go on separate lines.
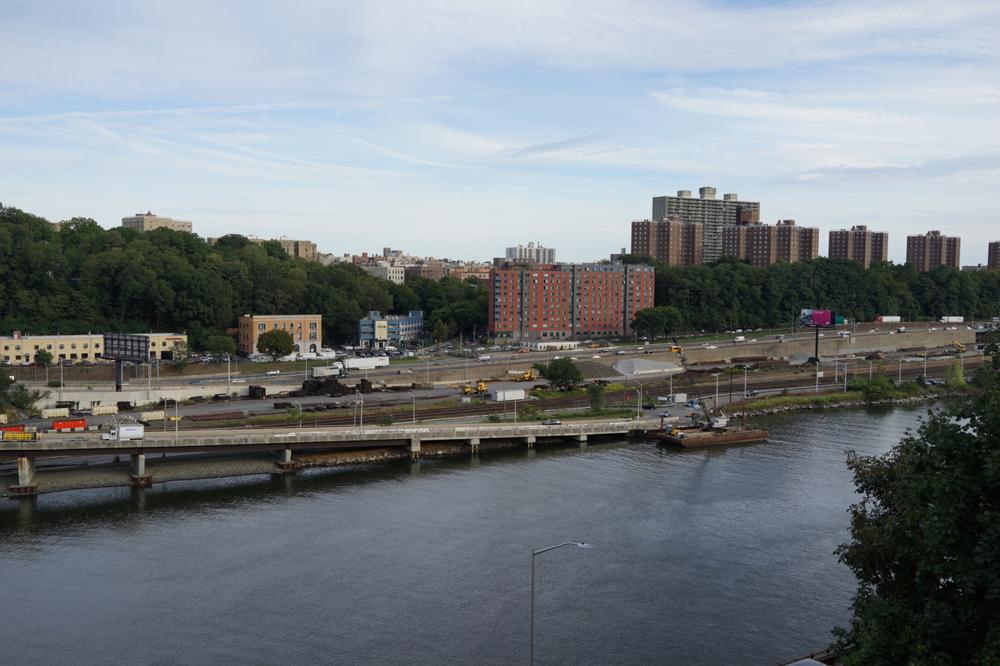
799, 309, 835, 328
102, 334, 150, 363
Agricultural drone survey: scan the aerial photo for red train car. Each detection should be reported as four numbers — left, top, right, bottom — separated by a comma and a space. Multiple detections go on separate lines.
0, 424, 27, 432
51, 419, 87, 431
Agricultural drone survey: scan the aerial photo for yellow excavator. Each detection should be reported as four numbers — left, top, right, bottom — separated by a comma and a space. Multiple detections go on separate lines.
953, 340, 966, 354
516, 369, 537, 382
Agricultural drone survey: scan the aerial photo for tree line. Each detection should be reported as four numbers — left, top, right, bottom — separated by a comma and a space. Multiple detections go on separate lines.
0, 206, 487, 350
622, 254, 1000, 335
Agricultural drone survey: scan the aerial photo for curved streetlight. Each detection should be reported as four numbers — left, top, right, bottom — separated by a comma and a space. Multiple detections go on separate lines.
530, 541, 593, 666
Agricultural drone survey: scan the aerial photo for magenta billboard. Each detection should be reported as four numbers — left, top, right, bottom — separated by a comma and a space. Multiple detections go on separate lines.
799, 309, 834, 328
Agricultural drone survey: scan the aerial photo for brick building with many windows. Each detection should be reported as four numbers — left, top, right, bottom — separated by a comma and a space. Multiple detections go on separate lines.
721, 219, 819, 267
906, 231, 961, 271
828, 225, 889, 268
988, 241, 1000, 271
238, 314, 322, 356
630, 217, 703, 266
488, 263, 654, 340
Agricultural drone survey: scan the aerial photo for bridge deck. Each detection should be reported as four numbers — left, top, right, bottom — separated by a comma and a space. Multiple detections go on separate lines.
2, 419, 662, 458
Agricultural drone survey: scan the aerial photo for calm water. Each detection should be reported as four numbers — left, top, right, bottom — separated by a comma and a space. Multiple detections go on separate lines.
0, 407, 927, 665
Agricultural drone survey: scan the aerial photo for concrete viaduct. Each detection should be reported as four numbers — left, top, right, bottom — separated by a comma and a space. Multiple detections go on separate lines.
2, 419, 662, 496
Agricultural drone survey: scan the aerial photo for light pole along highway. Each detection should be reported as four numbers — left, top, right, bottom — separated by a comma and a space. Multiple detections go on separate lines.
530, 541, 593, 666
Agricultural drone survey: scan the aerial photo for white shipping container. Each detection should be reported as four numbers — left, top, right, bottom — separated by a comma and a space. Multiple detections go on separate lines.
91, 405, 118, 415
876, 315, 901, 323
658, 393, 687, 405
139, 410, 166, 422
940, 316, 964, 323
41, 408, 70, 419
491, 388, 526, 402
312, 365, 344, 378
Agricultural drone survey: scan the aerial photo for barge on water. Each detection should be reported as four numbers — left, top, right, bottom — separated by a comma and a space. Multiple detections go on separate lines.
651, 425, 769, 448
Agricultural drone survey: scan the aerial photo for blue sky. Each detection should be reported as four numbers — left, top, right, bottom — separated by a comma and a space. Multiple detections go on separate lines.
2, 0, 999, 263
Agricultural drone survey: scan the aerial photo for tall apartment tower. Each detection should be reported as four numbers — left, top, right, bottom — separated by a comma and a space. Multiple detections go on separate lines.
652, 187, 760, 263
504, 242, 555, 264
906, 231, 961, 271
989, 241, 1000, 271
828, 225, 889, 268
721, 219, 819, 268
630, 217, 703, 266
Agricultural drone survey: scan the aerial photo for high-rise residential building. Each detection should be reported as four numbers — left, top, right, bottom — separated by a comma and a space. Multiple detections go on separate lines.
721, 219, 819, 268
358, 310, 424, 349
630, 217, 703, 266
828, 225, 889, 268
989, 241, 1000, 271
906, 231, 961, 272
121, 211, 193, 233
504, 242, 556, 264
238, 314, 322, 356
488, 263, 654, 340
651, 187, 760, 263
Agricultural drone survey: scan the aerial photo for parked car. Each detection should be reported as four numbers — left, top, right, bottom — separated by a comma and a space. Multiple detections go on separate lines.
265, 369, 280, 376
542, 419, 561, 425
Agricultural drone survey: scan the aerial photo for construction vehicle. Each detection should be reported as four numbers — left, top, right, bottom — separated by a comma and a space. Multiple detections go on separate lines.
461, 383, 474, 395
516, 369, 537, 382
669, 345, 682, 353
953, 340, 966, 353
694, 399, 729, 430
475, 380, 489, 396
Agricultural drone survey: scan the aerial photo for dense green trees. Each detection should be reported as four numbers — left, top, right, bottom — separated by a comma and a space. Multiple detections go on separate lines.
0, 206, 487, 350
834, 339, 1000, 664
535, 358, 583, 389
257, 330, 295, 360
621, 255, 1000, 332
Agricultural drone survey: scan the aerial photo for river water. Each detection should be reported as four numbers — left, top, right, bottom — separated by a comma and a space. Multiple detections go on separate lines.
0, 407, 928, 665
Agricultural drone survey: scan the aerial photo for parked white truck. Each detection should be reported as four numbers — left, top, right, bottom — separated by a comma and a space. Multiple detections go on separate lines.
940, 316, 964, 323
101, 424, 145, 442
312, 364, 346, 378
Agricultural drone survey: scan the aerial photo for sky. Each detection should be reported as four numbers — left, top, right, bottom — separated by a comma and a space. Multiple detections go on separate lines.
1, 0, 999, 264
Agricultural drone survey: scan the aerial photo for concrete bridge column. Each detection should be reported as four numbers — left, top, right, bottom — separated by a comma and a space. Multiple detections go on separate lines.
274, 447, 296, 472
469, 437, 480, 453
577, 433, 588, 447
129, 453, 152, 486
11, 457, 37, 495
524, 435, 536, 450
410, 437, 421, 461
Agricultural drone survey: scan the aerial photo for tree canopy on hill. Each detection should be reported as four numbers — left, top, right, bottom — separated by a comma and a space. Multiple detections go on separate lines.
618, 254, 1000, 331
0, 206, 487, 350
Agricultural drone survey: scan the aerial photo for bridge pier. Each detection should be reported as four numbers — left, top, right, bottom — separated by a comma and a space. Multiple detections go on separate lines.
576, 433, 588, 447
409, 437, 421, 461
274, 447, 297, 472
524, 435, 535, 450
10, 457, 38, 496
469, 437, 480, 453
130, 453, 152, 486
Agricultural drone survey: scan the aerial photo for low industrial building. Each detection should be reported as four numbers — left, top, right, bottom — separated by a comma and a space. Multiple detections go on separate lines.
238, 314, 322, 355
0, 331, 188, 364
358, 311, 424, 349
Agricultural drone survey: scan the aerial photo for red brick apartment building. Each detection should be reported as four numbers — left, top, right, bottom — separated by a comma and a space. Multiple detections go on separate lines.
488, 263, 655, 340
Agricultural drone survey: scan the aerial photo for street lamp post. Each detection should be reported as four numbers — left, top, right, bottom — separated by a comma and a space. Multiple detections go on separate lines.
710, 373, 720, 408
868, 360, 873, 380
743, 366, 748, 398
530, 541, 593, 666
633, 386, 642, 419
292, 401, 302, 428
410, 392, 416, 424
898, 358, 903, 384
